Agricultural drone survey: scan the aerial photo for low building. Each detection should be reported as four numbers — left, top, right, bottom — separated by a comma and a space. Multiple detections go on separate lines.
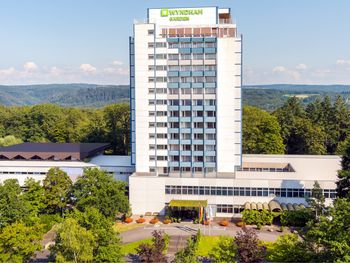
129, 154, 339, 217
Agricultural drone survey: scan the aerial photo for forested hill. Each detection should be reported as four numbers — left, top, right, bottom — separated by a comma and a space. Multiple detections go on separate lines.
0, 83, 350, 109
0, 84, 129, 107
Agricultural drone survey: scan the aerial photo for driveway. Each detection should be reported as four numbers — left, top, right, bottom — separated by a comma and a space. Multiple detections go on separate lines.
120, 223, 285, 244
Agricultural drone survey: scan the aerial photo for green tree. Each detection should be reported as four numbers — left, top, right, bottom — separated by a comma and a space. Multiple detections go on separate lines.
42, 168, 72, 215
266, 234, 312, 262
337, 139, 350, 198
243, 106, 285, 154
0, 135, 22, 147
71, 168, 129, 218
305, 198, 350, 262
23, 178, 45, 217
209, 236, 235, 263
0, 179, 29, 226
172, 230, 201, 263
307, 181, 325, 218
0, 222, 43, 263
71, 208, 123, 262
104, 103, 130, 155
50, 218, 94, 263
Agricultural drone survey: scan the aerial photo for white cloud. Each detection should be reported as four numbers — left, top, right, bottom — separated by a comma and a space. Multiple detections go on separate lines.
23, 61, 38, 72
112, 60, 123, 66
80, 63, 97, 73
50, 66, 63, 77
0, 67, 16, 76
336, 59, 350, 65
272, 66, 286, 72
296, 63, 307, 70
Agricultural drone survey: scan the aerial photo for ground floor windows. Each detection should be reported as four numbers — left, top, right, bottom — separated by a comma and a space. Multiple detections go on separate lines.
165, 185, 336, 199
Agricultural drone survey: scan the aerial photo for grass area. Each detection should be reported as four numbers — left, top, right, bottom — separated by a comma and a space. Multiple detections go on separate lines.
197, 236, 222, 256
121, 238, 152, 255
113, 222, 144, 233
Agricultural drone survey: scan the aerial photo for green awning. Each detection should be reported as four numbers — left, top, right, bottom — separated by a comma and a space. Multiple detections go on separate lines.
169, 199, 208, 208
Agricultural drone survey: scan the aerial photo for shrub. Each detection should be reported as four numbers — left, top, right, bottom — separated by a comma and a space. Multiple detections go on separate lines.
136, 230, 167, 262
124, 217, 133, 223
280, 209, 312, 227
219, 220, 229, 227
150, 217, 159, 224
136, 218, 146, 224
163, 219, 171, 224
242, 209, 274, 226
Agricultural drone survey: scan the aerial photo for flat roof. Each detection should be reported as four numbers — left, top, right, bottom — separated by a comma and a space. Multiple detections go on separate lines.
0, 143, 110, 161
89, 155, 132, 167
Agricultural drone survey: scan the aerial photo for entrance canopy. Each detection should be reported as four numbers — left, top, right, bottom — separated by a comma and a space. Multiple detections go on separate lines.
169, 199, 208, 208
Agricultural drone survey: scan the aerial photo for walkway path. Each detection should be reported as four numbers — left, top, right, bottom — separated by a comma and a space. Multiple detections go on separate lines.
121, 223, 285, 244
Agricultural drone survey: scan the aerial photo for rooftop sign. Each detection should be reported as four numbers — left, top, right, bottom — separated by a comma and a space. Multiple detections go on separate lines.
148, 7, 217, 26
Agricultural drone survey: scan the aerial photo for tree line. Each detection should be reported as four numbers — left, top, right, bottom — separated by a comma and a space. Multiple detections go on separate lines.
244, 95, 350, 155
0, 168, 129, 262
0, 103, 130, 155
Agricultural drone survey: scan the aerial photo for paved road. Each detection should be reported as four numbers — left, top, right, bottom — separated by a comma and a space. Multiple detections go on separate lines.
121, 223, 284, 244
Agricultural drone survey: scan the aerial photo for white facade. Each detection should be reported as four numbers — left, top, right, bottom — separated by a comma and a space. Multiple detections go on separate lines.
129, 154, 340, 216
130, 6, 242, 177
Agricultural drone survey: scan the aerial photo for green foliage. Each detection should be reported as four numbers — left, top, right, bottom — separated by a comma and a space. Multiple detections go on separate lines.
0, 222, 43, 263
50, 217, 95, 263
0, 179, 30, 227
243, 106, 285, 154
23, 178, 45, 216
242, 210, 274, 226
172, 230, 201, 263
42, 168, 72, 215
209, 236, 236, 263
280, 209, 313, 227
71, 168, 129, 218
266, 234, 312, 262
307, 181, 326, 218
0, 135, 22, 147
337, 139, 350, 198
70, 208, 123, 262
305, 198, 350, 262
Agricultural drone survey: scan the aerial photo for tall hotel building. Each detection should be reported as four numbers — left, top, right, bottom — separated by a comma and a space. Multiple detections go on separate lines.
129, 7, 338, 216
130, 7, 242, 176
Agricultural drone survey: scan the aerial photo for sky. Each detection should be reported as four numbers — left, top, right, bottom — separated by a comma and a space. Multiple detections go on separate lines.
0, 0, 349, 85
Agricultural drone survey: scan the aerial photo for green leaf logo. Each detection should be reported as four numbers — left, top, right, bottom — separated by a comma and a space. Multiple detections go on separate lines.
161, 9, 168, 17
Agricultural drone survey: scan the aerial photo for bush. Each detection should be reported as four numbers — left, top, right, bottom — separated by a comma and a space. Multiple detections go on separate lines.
124, 217, 133, 223
242, 209, 274, 226
150, 217, 159, 224
280, 209, 312, 227
219, 220, 229, 227
136, 218, 146, 224
163, 219, 171, 224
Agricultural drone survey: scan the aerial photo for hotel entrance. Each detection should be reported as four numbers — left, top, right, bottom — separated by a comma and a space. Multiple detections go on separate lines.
167, 200, 208, 222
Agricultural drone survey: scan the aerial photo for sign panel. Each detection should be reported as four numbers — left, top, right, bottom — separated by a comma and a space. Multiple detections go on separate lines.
148, 7, 217, 26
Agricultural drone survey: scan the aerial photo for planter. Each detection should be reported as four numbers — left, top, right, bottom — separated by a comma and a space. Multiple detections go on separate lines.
136, 218, 146, 224
150, 218, 159, 224
203, 220, 210, 226
163, 219, 171, 224
124, 218, 133, 224
219, 220, 229, 227
236, 221, 245, 227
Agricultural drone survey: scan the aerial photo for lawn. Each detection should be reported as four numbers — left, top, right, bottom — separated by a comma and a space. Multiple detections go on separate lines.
121, 238, 152, 255
113, 222, 144, 233
197, 236, 226, 256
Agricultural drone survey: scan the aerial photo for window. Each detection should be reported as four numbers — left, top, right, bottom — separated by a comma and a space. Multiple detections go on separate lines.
148, 29, 154, 35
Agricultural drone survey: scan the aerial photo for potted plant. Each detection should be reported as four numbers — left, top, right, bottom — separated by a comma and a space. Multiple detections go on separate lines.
236, 221, 245, 227
124, 217, 133, 224
203, 220, 210, 225
136, 217, 146, 224
150, 217, 159, 224
219, 219, 229, 227
163, 219, 172, 224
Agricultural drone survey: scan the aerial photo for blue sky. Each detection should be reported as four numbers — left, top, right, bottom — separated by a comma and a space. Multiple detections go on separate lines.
0, 0, 349, 85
